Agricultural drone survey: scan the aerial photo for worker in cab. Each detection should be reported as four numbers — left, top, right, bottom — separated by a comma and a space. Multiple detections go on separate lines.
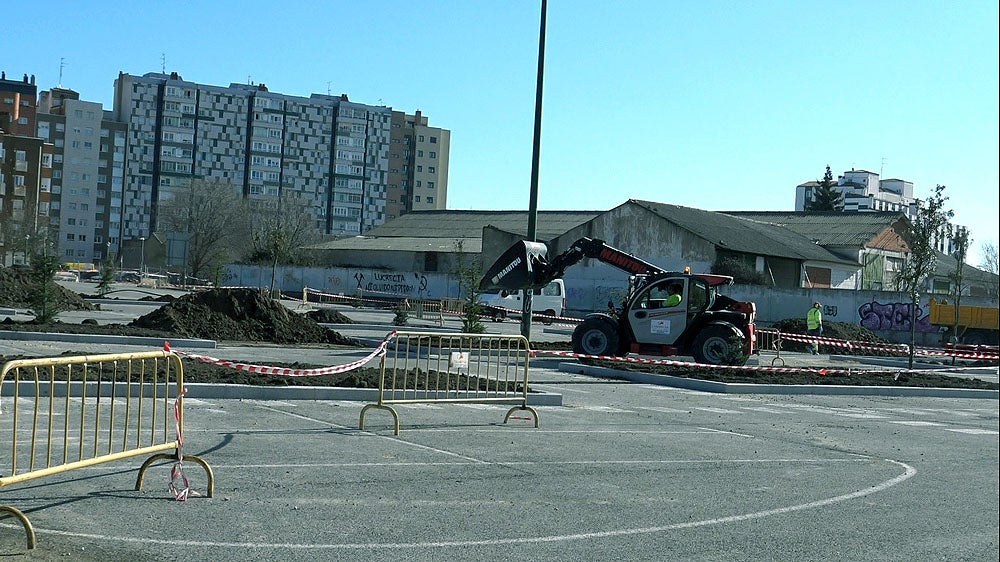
664, 283, 683, 307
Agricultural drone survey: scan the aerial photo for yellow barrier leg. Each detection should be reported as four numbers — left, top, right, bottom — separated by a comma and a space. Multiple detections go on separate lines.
0, 505, 37, 550
504, 406, 540, 428
360, 404, 400, 435
135, 453, 216, 498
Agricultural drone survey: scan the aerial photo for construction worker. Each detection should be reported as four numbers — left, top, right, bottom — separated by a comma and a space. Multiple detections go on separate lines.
664, 283, 683, 307
806, 301, 823, 354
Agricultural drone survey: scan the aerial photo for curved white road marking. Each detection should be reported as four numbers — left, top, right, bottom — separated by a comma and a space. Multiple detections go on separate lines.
4, 458, 916, 550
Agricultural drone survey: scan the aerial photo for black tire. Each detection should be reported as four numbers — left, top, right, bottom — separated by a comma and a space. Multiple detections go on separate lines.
692, 326, 744, 365
491, 308, 507, 322
572, 318, 621, 356
541, 309, 556, 325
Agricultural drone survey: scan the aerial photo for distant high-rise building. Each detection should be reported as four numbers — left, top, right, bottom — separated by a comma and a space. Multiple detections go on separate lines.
111, 72, 448, 242
36, 87, 127, 264
385, 110, 451, 221
795, 167, 968, 254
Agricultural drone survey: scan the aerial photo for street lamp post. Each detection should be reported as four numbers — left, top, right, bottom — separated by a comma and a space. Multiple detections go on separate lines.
139, 237, 146, 278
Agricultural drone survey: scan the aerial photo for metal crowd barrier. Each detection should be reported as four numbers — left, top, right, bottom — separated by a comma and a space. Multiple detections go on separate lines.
1, 351, 214, 550
755, 328, 785, 366
360, 331, 539, 435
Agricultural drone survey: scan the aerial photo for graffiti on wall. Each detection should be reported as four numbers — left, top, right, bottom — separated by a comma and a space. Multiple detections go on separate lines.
858, 300, 934, 332
354, 271, 428, 296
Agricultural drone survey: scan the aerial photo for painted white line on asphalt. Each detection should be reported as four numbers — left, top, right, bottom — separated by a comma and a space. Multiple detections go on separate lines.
889, 421, 943, 426
8, 458, 916, 551
638, 406, 690, 414
741, 407, 788, 414
695, 407, 742, 414
944, 428, 999, 435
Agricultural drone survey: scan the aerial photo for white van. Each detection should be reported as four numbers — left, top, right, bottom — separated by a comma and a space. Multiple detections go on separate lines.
480, 279, 565, 323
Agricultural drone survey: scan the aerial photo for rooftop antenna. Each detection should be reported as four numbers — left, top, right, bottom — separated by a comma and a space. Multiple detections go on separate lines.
58, 57, 65, 87
880, 156, 887, 177
327, 81, 331, 95
161, 53, 166, 74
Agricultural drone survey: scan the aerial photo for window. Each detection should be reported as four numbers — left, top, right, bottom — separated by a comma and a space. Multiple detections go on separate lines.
430, 136, 437, 143
428, 181, 435, 189
429, 152, 437, 158
426, 196, 434, 204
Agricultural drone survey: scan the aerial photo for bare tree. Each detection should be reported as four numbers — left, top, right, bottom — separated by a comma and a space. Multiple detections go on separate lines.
897, 184, 953, 368
157, 178, 245, 279
242, 193, 324, 266
981, 241, 998, 275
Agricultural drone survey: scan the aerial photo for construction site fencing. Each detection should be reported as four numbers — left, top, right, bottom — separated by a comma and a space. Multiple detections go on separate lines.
0, 350, 214, 550
755, 328, 786, 366
359, 331, 539, 435
302, 287, 446, 325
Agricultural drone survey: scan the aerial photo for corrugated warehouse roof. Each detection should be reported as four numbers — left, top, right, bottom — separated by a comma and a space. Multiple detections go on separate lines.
630, 200, 853, 264
305, 236, 482, 253
722, 211, 907, 246
362, 210, 602, 240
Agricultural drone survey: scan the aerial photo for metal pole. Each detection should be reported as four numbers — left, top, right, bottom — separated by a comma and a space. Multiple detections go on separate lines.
521, 0, 547, 340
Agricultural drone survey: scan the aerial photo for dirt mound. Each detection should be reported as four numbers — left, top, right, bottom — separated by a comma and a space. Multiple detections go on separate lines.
305, 308, 354, 324
129, 288, 358, 345
0, 266, 95, 311
770, 319, 893, 354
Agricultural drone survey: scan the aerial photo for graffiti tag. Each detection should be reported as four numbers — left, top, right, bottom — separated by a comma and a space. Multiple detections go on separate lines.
858, 300, 934, 332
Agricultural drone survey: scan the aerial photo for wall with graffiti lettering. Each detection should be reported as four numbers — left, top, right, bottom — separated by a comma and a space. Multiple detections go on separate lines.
857, 300, 935, 332
222, 264, 461, 299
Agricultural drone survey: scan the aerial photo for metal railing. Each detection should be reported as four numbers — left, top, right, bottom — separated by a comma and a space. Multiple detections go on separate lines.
360, 331, 539, 435
1, 350, 214, 550
755, 328, 785, 366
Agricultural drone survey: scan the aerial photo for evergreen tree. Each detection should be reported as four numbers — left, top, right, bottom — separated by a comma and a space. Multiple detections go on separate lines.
805, 165, 843, 211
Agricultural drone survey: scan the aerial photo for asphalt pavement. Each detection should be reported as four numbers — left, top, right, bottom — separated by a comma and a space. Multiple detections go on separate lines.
1, 284, 998, 560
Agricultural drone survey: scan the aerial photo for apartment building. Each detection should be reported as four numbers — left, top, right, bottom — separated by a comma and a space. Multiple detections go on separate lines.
36, 88, 127, 264
1, 71, 54, 266
795, 168, 969, 254
385, 110, 450, 220
111, 72, 447, 242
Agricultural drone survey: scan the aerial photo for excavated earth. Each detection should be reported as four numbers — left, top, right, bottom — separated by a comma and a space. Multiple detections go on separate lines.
1, 271, 996, 389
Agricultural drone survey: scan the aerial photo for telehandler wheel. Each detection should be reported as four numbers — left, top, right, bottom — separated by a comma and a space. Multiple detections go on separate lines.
692, 326, 743, 365
572, 318, 620, 356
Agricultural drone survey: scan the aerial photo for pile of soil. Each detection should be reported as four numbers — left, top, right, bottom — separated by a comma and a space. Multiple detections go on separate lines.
0, 267, 94, 311
304, 308, 354, 324
129, 288, 358, 345
769, 319, 897, 355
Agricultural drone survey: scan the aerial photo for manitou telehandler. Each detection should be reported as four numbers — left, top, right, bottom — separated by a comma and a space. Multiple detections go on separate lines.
479, 238, 756, 365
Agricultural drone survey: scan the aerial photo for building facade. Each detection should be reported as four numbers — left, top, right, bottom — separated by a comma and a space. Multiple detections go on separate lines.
111, 72, 447, 244
36, 88, 127, 265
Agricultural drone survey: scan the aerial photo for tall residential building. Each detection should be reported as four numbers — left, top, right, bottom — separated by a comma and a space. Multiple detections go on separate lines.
386, 110, 451, 220
36, 88, 127, 264
0, 72, 38, 136
111, 72, 447, 242
795, 168, 968, 254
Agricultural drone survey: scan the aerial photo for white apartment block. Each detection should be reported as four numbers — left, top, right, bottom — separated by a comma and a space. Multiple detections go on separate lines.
36, 88, 127, 265
796, 168, 969, 255
111, 72, 439, 241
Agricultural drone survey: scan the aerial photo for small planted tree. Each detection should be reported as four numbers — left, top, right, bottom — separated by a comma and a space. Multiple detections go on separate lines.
453, 240, 485, 333
28, 250, 62, 323
948, 229, 970, 343
97, 257, 115, 296
897, 184, 953, 368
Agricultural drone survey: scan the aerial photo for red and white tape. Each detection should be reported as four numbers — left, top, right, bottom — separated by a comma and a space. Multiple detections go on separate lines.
173, 338, 390, 377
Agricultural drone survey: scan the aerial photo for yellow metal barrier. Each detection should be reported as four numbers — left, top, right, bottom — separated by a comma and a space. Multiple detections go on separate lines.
756, 328, 785, 366
1, 351, 214, 550
360, 331, 539, 435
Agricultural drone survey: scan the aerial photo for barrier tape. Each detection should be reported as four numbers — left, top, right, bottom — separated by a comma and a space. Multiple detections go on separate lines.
481, 303, 584, 326
168, 387, 194, 502
171, 334, 392, 377
529, 348, 860, 376
772, 332, 998, 360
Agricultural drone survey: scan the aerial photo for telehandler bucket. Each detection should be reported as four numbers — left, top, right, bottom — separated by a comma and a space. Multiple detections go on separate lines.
478, 240, 550, 291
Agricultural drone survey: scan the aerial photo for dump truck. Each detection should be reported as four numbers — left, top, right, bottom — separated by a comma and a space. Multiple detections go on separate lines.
479, 237, 756, 365
927, 298, 1000, 345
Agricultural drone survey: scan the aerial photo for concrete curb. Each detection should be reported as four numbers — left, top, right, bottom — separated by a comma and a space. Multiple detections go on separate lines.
0, 330, 217, 349
560, 362, 999, 400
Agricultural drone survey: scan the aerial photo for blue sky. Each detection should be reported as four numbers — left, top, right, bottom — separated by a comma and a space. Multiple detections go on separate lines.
7, 0, 998, 264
